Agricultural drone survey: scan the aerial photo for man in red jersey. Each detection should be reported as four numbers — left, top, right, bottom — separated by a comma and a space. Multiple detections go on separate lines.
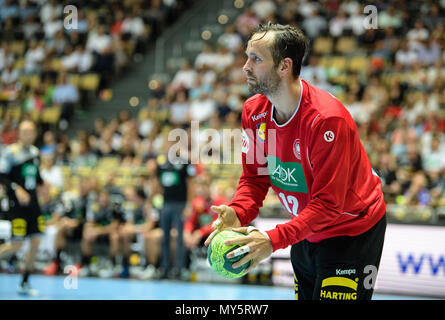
204, 23, 386, 300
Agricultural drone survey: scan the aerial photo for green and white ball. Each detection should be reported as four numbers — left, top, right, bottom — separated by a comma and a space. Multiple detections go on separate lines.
207, 230, 251, 278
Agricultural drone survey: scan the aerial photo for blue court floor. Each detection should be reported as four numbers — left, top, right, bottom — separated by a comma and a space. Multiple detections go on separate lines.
0, 274, 437, 300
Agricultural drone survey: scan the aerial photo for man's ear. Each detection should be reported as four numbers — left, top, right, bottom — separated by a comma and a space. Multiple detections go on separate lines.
279, 57, 293, 76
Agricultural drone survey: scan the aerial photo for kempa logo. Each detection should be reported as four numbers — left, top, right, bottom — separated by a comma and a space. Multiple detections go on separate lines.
336, 269, 356, 276
252, 112, 268, 122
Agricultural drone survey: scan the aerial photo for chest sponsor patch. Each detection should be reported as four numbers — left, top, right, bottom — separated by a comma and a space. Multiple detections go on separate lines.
266, 156, 308, 193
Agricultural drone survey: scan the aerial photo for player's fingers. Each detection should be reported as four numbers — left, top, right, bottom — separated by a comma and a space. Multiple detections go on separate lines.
211, 218, 222, 230
227, 244, 250, 259
245, 259, 260, 273
210, 205, 225, 214
204, 229, 218, 246
224, 236, 250, 246
231, 250, 256, 269
231, 227, 248, 234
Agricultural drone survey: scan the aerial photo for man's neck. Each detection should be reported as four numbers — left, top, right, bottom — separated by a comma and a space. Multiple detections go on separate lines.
268, 78, 302, 125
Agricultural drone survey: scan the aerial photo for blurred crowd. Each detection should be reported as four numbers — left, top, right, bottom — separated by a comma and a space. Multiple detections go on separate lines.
0, 0, 190, 129
0, 0, 444, 280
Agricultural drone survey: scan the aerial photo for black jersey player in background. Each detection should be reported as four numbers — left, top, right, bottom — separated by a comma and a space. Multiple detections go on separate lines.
0, 120, 49, 295
156, 138, 196, 280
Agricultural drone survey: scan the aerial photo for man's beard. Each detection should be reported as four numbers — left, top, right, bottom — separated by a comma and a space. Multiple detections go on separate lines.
247, 69, 281, 97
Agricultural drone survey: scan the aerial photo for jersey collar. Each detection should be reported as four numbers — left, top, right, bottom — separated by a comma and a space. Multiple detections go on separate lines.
270, 78, 303, 128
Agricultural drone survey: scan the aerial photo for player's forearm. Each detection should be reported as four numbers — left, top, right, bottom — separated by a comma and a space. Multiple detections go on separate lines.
228, 175, 270, 226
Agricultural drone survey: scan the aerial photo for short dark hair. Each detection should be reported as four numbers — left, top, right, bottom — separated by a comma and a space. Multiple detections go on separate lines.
251, 22, 309, 77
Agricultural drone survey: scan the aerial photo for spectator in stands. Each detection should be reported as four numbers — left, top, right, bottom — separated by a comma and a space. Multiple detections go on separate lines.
329, 9, 348, 38
87, 24, 114, 85
184, 180, 218, 252
42, 182, 87, 276
40, 0, 62, 23
46, 29, 68, 57
213, 45, 235, 72
41, 130, 57, 153
0, 43, 14, 71
172, 60, 197, 90
67, 44, 94, 74
146, 0, 167, 39
195, 44, 217, 70
378, 5, 402, 30
72, 139, 98, 167
422, 4, 445, 31
407, 20, 429, 52
417, 38, 441, 67
24, 39, 45, 74
400, 143, 423, 173
43, 14, 63, 40
1, 62, 19, 88
339, 0, 360, 17
23, 88, 45, 112
303, 8, 327, 40
76, 189, 121, 277
22, 15, 41, 40
422, 134, 445, 173
189, 92, 216, 124
117, 186, 147, 278
0, 0, 18, 23
300, 56, 328, 86
0, 112, 18, 145
347, 4, 366, 36
218, 24, 243, 53
121, 10, 149, 55
403, 171, 430, 206
235, 6, 260, 41
169, 90, 190, 127
395, 40, 418, 68
73, 9, 89, 34
52, 72, 79, 125
40, 151, 63, 189
139, 176, 165, 280
252, 0, 277, 21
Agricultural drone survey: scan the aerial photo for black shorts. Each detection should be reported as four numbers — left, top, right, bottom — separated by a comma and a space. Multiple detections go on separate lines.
8, 203, 44, 240
290, 215, 387, 301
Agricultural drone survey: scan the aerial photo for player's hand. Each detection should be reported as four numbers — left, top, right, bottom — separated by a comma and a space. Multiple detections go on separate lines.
204, 205, 241, 246
224, 226, 273, 273
15, 185, 31, 205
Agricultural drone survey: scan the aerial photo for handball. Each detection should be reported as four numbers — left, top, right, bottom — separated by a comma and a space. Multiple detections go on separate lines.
207, 230, 251, 278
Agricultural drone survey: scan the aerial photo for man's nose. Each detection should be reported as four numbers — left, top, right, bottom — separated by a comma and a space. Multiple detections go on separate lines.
243, 60, 251, 74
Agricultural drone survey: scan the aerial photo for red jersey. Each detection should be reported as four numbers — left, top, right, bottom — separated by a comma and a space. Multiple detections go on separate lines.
228, 79, 386, 252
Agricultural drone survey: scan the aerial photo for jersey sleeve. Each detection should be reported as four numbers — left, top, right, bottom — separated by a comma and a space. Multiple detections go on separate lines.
227, 106, 271, 226
266, 117, 353, 251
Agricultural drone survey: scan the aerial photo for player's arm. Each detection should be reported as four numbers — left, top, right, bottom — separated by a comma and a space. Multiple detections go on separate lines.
205, 107, 271, 245
226, 108, 271, 226
265, 117, 353, 251
0, 151, 32, 205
